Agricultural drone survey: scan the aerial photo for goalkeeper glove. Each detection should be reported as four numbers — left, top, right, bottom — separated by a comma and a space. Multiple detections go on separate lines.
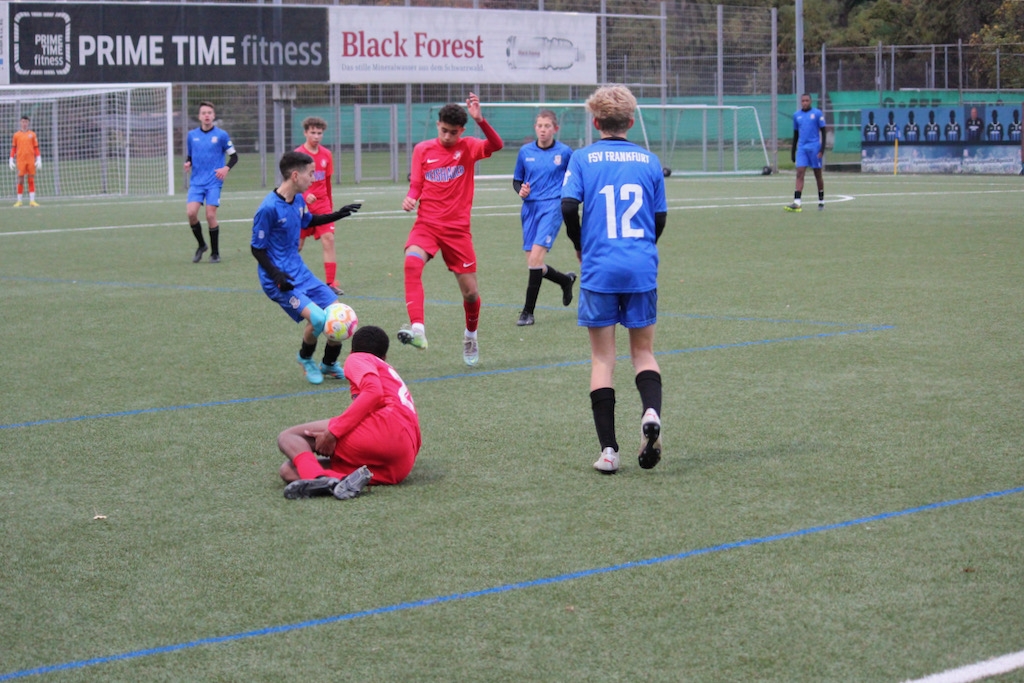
35, 157, 41, 170
8, 157, 14, 171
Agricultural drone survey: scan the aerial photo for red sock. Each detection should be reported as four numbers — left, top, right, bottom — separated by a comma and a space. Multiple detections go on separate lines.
17, 183, 23, 194
292, 451, 328, 480
464, 296, 481, 333
404, 254, 426, 324
27, 177, 35, 193
324, 261, 337, 286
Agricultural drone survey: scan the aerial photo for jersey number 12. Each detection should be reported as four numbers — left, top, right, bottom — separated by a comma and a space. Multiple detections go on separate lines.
599, 184, 644, 239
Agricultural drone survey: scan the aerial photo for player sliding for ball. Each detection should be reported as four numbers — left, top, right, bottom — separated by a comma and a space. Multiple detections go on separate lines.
251, 150, 361, 385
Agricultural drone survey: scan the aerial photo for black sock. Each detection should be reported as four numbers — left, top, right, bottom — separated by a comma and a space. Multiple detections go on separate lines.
322, 342, 342, 366
590, 387, 618, 452
635, 370, 662, 416
299, 340, 317, 360
523, 268, 543, 314
818, 190, 824, 202
209, 226, 219, 255
190, 222, 205, 246
542, 265, 571, 288
794, 190, 802, 201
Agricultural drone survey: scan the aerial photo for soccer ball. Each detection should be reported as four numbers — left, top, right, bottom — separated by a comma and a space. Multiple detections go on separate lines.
323, 303, 358, 342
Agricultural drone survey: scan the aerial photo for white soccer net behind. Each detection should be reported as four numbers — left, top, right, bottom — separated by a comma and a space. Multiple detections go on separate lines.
1, 84, 173, 198
421, 102, 769, 178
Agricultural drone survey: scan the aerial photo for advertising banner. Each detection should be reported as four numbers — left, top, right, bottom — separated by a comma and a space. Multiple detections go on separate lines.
0, 3, 8, 84
327, 5, 596, 85
6, 3, 328, 84
861, 103, 1023, 174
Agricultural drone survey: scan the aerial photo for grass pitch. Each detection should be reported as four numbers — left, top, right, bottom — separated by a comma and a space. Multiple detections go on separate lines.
1, 172, 1022, 682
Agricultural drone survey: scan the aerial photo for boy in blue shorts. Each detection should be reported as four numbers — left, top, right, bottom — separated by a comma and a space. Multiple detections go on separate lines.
562, 85, 667, 474
252, 150, 361, 384
185, 101, 237, 263
785, 93, 827, 212
512, 110, 576, 326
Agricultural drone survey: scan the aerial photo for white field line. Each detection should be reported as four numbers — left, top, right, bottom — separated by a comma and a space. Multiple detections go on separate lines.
1, 187, 1019, 238
903, 650, 1024, 683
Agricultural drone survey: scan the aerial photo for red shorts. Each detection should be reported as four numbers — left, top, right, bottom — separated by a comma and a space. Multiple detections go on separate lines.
301, 199, 335, 240
405, 221, 477, 273
300, 223, 334, 240
327, 411, 419, 485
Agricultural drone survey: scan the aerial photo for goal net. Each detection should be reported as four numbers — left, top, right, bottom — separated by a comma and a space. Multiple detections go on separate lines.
421, 102, 770, 178
0, 84, 173, 198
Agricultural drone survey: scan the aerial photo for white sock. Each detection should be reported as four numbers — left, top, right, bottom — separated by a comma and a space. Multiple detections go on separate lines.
464, 329, 477, 339
412, 322, 425, 336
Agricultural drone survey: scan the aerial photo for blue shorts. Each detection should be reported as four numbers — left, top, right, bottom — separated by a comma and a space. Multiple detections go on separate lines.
578, 288, 658, 329
521, 200, 563, 251
187, 183, 222, 206
795, 145, 822, 169
260, 272, 338, 323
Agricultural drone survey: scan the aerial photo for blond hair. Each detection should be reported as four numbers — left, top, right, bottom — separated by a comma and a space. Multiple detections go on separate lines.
585, 85, 637, 136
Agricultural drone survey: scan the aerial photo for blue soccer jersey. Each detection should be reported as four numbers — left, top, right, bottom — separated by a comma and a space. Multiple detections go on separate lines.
561, 138, 666, 294
251, 191, 316, 288
794, 107, 825, 151
187, 125, 236, 188
514, 140, 573, 202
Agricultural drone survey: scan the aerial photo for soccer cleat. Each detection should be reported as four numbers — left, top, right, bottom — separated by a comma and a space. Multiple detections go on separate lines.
333, 465, 373, 500
297, 352, 324, 385
328, 282, 345, 296
818, 202, 825, 211
283, 476, 341, 499
192, 243, 208, 263
397, 325, 428, 350
593, 447, 620, 474
516, 310, 535, 326
638, 408, 662, 470
29, 200, 40, 207
784, 202, 802, 213
462, 334, 479, 366
210, 253, 221, 264
12, 201, 22, 207
562, 272, 577, 306
320, 361, 345, 380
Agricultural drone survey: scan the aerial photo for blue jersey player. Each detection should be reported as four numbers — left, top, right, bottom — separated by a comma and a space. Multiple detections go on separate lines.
513, 110, 576, 326
562, 85, 667, 475
185, 101, 237, 263
251, 150, 361, 384
785, 93, 827, 212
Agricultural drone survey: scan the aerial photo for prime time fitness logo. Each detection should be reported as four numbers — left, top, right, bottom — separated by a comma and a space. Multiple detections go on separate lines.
6, 2, 328, 83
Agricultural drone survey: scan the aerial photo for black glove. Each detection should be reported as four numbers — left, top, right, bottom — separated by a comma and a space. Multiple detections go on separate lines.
337, 203, 362, 219
273, 271, 294, 292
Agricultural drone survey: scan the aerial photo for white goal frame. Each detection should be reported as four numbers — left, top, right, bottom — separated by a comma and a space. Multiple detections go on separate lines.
0, 83, 174, 197
422, 101, 771, 178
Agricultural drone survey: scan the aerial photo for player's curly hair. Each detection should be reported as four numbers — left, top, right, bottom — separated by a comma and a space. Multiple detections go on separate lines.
351, 325, 389, 360
585, 85, 636, 136
438, 103, 468, 128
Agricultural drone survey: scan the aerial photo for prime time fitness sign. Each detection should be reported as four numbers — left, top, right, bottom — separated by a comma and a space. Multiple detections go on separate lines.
0, 2, 596, 85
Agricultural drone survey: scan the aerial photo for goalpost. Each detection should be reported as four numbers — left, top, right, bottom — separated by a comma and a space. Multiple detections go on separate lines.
0, 83, 174, 198
419, 101, 771, 178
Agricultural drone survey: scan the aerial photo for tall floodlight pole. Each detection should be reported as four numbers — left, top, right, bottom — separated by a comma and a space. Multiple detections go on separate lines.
795, 0, 805, 100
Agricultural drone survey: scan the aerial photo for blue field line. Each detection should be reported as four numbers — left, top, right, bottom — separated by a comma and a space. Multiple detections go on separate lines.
2, 484, 1020, 681
0, 324, 894, 430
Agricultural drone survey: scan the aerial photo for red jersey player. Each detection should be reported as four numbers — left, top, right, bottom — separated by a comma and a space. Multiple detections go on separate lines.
9, 116, 41, 207
398, 92, 503, 366
295, 116, 344, 295
277, 325, 422, 500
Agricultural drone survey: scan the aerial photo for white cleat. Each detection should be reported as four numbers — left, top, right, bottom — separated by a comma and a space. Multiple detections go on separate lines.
463, 333, 479, 366
593, 447, 620, 474
638, 408, 662, 470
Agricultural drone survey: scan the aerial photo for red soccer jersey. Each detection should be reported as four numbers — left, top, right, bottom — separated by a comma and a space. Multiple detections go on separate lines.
295, 143, 334, 213
329, 352, 421, 450
407, 123, 501, 229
